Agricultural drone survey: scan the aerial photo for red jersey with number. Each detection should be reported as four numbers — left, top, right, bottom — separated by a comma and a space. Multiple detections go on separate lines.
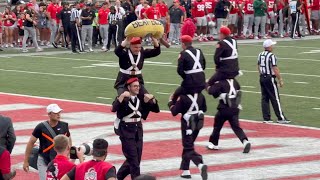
47, 3, 60, 21
277, 0, 286, 10
75, 161, 114, 180
145, 6, 161, 19
267, 0, 275, 12
205, 0, 216, 13
243, 0, 254, 14
193, 0, 206, 17
156, 3, 168, 17
230, 0, 239, 14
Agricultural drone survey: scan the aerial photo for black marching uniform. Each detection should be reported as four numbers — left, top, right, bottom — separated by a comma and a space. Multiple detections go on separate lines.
258, 50, 287, 122
114, 44, 161, 95
112, 94, 160, 180
207, 37, 239, 86
70, 7, 83, 52
172, 46, 206, 102
57, 7, 72, 48
289, 0, 302, 38
207, 79, 249, 147
169, 92, 207, 173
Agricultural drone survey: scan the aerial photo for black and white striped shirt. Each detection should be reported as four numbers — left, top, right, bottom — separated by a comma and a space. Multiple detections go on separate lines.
108, 12, 119, 25
70, 8, 80, 22
257, 51, 277, 75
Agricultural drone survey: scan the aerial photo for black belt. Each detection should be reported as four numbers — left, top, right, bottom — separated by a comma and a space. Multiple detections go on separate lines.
260, 74, 276, 78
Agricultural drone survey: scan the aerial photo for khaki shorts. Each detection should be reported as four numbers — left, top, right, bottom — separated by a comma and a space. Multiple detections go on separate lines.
196, 16, 207, 27
228, 14, 238, 25
311, 10, 320, 20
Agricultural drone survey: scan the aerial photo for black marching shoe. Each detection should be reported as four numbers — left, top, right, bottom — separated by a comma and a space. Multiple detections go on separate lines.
201, 165, 208, 180
180, 175, 192, 179
197, 112, 204, 130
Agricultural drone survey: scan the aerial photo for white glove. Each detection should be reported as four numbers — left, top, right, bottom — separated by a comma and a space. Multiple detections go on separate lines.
186, 129, 193, 135
238, 70, 244, 77
219, 93, 227, 104
114, 118, 120, 129
238, 104, 243, 110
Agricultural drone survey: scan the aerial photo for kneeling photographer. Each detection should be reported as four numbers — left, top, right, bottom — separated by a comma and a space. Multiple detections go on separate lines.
61, 139, 116, 180
46, 135, 84, 180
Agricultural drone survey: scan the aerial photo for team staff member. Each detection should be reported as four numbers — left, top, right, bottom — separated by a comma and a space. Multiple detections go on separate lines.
23, 104, 71, 180
70, 2, 82, 53
47, 0, 60, 47
171, 35, 206, 108
57, 2, 72, 49
215, 0, 231, 33
61, 139, 116, 180
122, 0, 136, 28
114, 37, 161, 95
112, 77, 160, 180
22, 3, 43, 53
99, 2, 110, 51
258, 39, 290, 124
207, 78, 251, 153
81, 3, 96, 52
168, 92, 208, 180
207, 26, 239, 86
0, 146, 16, 180
168, 0, 184, 45
289, 0, 303, 38
0, 115, 16, 154
46, 135, 84, 180
157, 0, 169, 34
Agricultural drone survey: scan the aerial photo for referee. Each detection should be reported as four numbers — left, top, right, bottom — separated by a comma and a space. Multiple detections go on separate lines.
70, 2, 83, 53
258, 39, 290, 124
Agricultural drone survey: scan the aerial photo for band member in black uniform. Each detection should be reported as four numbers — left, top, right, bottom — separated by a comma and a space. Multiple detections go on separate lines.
168, 92, 208, 180
112, 77, 160, 180
114, 36, 161, 95
206, 78, 251, 153
207, 26, 240, 86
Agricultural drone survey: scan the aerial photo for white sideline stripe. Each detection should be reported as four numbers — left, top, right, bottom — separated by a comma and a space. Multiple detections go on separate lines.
113, 138, 320, 174
242, 86, 255, 88
312, 108, 320, 110
161, 161, 320, 180
242, 90, 320, 100
12, 111, 117, 131
0, 103, 44, 111
73, 66, 96, 68
156, 92, 171, 95
294, 81, 309, 84
1, 91, 320, 130
97, 97, 112, 100
242, 70, 320, 78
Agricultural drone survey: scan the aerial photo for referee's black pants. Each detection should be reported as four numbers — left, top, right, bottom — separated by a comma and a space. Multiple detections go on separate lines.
107, 25, 117, 49
180, 117, 203, 170
70, 22, 82, 52
260, 75, 287, 121
291, 12, 301, 38
209, 108, 248, 145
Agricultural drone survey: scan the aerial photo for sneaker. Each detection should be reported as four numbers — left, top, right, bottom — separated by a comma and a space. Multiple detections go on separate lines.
40, 41, 44, 46
277, 119, 291, 124
198, 37, 203, 42
72, 50, 80, 53
200, 164, 208, 180
106, 49, 110, 52
280, 34, 284, 38
254, 36, 259, 40
36, 48, 43, 52
22, 49, 29, 53
101, 46, 106, 51
5, 44, 8, 48
263, 120, 273, 123
207, 142, 219, 150
52, 42, 58, 48
203, 37, 209, 42
180, 175, 191, 179
46, 42, 51, 46
243, 140, 251, 153
89, 48, 94, 52
263, 35, 269, 39
10, 44, 14, 48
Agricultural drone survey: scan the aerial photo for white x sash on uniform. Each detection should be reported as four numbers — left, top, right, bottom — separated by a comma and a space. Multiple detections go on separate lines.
220, 39, 238, 61
227, 79, 237, 98
119, 50, 142, 75
186, 93, 199, 114
123, 97, 142, 122
184, 50, 204, 74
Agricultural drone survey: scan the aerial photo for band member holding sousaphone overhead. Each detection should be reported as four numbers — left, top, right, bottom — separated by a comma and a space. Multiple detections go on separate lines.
114, 36, 161, 95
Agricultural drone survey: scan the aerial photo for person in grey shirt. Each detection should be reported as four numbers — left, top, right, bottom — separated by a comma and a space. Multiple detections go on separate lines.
0, 115, 16, 154
168, 0, 184, 45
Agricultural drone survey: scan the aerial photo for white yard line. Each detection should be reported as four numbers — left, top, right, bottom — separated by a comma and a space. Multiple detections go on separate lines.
294, 81, 309, 84
312, 108, 320, 110
242, 86, 256, 88
97, 97, 112, 100
242, 90, 320, 100
156, 92, 171, 95
73, 66, 96, 68
1, 91, 320, 130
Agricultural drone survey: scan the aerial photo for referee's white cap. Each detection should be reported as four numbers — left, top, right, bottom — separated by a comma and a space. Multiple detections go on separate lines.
47, 104, 63, 113
263, 39, 277, 48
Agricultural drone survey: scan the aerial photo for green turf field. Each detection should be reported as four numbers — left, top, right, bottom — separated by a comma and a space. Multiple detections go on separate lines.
0, 39, 319, 127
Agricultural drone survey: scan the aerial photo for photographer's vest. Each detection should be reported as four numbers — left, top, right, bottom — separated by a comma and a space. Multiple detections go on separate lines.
75, 160, 114, 180
184, 49, 204, 74
119, 50, 142, 75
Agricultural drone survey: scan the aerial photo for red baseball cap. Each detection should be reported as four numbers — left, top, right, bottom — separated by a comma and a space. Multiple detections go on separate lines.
220, 26, 231, 36
181, 35, 193, 43
130, 37, 142, 45
27, 3, 33, 7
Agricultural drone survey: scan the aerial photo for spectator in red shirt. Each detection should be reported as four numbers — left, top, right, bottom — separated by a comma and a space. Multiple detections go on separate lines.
2, 6, 17, 48
311, 0, 320, 33
0, 146, 16, 180
144, 0, 161, 20
46, 0, 60, 46
140, 1, 150, 19
98, 2, 110, 51
46, 135, 83, 180
157, 0, 169, 32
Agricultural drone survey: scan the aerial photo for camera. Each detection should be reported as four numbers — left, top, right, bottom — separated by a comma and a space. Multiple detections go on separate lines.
70, 143, 93, 159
